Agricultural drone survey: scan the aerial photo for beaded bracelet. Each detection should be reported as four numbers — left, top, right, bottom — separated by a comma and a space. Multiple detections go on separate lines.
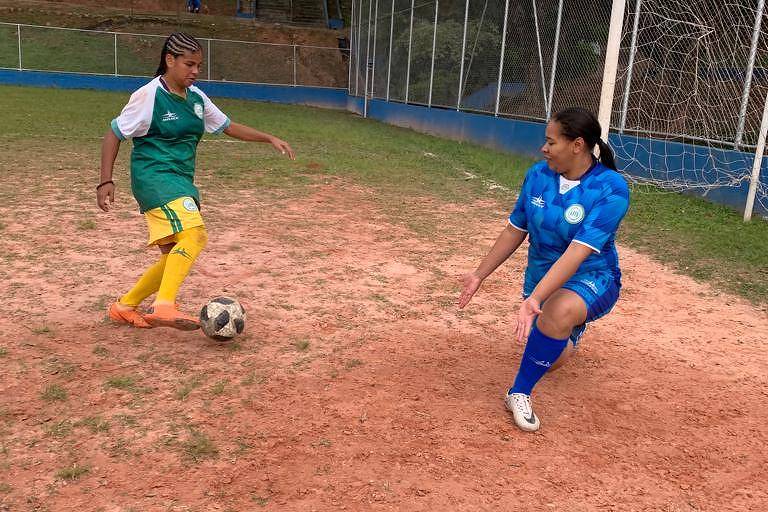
96, 180, 114, 191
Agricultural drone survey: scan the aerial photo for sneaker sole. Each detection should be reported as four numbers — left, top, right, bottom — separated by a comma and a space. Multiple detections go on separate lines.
145, 317, 200, 331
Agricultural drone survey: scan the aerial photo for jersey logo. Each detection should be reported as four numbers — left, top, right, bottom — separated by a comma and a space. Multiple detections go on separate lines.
194, 103, 204, 119
182, 198, 198, 212
581, 279, 599, 293
161, 110, 179, 122
531, 196, 546, 208
564, 204, 585, 224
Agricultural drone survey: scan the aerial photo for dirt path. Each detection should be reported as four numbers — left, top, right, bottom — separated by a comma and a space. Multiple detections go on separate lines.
1, 179, 766, 511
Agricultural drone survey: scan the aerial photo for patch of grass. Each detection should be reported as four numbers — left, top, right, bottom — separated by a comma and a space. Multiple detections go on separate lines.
0, 482, 11, 494
32, 326, 52, 335
41, 384, 67, 402
55, 463, 89, 481
181, 429, 218, 463
345, 359, 364, 369
103, 375, 142, 393
43, 358, 77, 377
0, 347, 7, 358
77, 219, 96, 230
251, 495, 270, 507
114, 414, 137, 427
241, 371, 265, 386
92, 345, 109, 357
209, 380, 227, 396
76, 416, 110, 433
175, 375, 204, 401
46, 420, 73, 438
293, 338, 310, 351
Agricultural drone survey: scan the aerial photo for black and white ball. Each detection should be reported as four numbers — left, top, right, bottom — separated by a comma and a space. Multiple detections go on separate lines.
199, 297, 246, 341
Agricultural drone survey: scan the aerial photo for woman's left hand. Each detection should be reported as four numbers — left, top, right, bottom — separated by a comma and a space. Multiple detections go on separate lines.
269, 136, 296, 160
515, 296, 542, 342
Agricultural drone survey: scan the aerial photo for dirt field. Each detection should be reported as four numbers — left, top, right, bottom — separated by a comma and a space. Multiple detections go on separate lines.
0, 153, 766, 512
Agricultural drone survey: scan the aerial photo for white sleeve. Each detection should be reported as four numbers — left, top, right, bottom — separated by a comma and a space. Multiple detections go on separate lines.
191, 86, 231, 134
110, 82, 157, 140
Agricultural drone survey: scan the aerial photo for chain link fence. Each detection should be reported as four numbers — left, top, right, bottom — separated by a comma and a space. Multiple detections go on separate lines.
349, 0, 768, 148
0, 22, 348, 89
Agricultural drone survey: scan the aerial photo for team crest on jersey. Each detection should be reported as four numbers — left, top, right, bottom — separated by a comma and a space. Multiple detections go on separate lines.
183, 198, 198, 212
564, 204, 585, 224
194, 103, 204, 119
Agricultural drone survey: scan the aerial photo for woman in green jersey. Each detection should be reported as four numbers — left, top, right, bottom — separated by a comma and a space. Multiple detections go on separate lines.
97, 32, 295, 331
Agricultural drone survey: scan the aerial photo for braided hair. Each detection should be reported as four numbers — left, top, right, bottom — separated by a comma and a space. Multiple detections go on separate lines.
155, 32, 202, 77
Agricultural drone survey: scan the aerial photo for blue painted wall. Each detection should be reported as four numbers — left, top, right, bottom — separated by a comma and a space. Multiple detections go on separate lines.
1, 69, 765, 217
0, 69, 348, 110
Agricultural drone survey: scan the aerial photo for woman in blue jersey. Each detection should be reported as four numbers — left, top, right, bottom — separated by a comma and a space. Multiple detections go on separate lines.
458, 108, 630, 432
97, 32, 295, 331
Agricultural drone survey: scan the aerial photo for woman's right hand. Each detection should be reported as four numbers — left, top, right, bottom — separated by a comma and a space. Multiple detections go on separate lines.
458, 272, 483, 309
97, 182, 115, 212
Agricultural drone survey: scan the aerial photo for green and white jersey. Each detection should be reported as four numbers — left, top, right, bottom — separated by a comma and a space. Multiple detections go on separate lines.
110, 76, 230, 212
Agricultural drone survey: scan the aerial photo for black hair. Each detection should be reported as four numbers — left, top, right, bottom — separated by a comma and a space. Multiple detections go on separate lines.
155, 32, 202, 77
551, 107, 617, 170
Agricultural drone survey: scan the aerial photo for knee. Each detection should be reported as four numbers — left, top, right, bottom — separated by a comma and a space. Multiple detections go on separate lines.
537, 305, 580, 337
188, 226, 209, 248
178, 226, 208, 250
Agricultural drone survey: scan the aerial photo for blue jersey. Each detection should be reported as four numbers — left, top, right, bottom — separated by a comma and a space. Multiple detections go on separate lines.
508, 160, 630, 295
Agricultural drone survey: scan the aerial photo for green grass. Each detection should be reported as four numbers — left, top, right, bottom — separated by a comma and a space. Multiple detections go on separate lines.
181, 429, 218, 463
55, 463, 89, 481
41, 384, 67, 402
1, 85, 766, 303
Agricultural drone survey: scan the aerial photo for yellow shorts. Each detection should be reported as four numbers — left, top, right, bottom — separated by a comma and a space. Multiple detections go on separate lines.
144, 196, 204, 245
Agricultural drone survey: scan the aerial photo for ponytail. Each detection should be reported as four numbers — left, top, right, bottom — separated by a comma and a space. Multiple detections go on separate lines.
596, 139, 617, 170
155, 32, 202, 77
552, 107, 618, 171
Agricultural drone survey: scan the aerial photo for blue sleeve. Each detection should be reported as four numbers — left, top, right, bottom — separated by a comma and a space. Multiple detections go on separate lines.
508, 169, 532, 232
573, 181, 630, 253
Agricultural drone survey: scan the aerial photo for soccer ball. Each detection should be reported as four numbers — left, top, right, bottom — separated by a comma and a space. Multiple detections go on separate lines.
199, 297, 246, 341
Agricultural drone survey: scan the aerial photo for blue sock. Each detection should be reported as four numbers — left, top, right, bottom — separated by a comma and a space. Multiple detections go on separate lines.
509, 325, 569, 396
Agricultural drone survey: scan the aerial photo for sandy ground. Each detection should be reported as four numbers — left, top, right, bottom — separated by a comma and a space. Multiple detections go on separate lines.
0, 176, 767, 512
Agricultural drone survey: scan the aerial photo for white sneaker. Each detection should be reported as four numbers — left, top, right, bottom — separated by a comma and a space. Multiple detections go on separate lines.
504, 392, 540, 432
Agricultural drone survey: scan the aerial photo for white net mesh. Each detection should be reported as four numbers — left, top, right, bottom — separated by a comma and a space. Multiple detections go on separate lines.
611, 0, 768, 214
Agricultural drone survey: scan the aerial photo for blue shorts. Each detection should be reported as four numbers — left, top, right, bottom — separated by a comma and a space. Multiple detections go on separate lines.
524, 270, 620, 323
562, 271, 621, 323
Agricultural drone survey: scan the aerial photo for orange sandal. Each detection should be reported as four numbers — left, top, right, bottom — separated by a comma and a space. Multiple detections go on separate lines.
108, 302, 152, 329
144, 303, 200, 331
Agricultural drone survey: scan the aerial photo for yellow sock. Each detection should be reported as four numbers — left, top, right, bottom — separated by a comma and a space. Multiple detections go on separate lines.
154, 226, 208, 305
119, 254, 169, 307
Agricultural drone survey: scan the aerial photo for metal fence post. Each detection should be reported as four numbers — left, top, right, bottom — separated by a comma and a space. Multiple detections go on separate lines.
17, 24, 22, 70
364, 0, 373, 116
293, 44, 297, 86
532, 0, 548, 115
386, 0, 394, 101
356, 0, 363, 95
371, 0, 379, 98
405, 0, 415, 103
457, 0, 469, 110
207, 38, 212, 80
735, 0, 765, 147
619, 0, 642, 133
546, 0, 563, 119
495, 0, 510, 116
348, 0, 355, 93
428, 0, 438, 107
114, 32, 118, 75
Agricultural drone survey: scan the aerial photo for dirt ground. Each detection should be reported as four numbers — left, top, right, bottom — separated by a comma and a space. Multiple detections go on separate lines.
0, 171, 767, 511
